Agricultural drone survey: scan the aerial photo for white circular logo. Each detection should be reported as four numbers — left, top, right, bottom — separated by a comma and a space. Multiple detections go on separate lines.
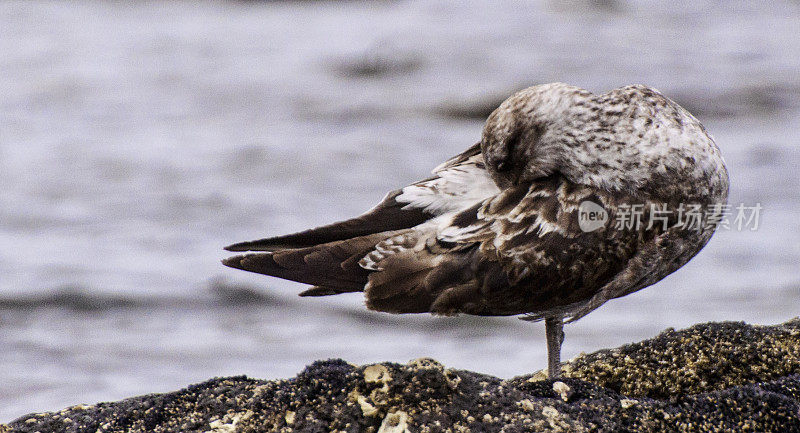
578, 200, 608, 232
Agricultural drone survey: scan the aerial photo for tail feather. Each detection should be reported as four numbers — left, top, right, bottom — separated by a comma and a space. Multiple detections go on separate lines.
222, 230, 409, 293
298, 286, 343, 297
222, 253, 364, 290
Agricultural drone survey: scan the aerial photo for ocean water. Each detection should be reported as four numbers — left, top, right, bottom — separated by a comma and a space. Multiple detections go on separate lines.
2, 0, 800, 422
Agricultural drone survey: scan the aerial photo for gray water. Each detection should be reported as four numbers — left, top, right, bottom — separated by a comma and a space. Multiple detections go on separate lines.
2, 0, 800, 422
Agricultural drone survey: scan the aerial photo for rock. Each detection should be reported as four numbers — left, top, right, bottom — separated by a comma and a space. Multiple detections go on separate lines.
551, 381, 572, 402
377, 411, 410, 433
4, 319, 800, 433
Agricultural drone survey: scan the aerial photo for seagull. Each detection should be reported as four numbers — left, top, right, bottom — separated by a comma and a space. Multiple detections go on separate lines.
223, 83, 729, 378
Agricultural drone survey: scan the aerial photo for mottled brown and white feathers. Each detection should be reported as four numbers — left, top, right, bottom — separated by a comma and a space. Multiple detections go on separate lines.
223, 83, 729, 322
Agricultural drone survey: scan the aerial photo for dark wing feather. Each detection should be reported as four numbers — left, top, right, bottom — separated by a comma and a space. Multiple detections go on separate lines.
223, 190, 430, 252
224, 143, 488, 253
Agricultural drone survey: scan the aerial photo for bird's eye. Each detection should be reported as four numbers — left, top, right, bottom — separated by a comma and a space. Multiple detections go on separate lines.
505, 132, 520, 154
496, 133, 520, 172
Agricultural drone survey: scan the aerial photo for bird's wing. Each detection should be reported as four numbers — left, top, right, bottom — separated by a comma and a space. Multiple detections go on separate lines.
362, 175, 686, 319
222, 143, 500, 293
224, 142, 497, 252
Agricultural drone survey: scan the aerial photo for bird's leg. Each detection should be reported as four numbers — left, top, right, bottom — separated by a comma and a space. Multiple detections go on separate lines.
545, 316, 564, 378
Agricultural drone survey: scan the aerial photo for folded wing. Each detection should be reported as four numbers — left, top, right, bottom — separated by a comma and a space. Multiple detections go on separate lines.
362, 175, 677, 320
224, 143, 493, 252
222, 143, 499, 294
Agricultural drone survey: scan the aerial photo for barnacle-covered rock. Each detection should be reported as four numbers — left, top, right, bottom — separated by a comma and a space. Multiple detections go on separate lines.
5, 319, 800, 433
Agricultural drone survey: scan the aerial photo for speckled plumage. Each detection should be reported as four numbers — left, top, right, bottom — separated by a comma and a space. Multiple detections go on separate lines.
223, 83, 729, 376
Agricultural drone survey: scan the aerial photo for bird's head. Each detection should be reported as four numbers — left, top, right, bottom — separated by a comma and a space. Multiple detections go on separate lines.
481, 83, 728, 199
481, 83, 583, 189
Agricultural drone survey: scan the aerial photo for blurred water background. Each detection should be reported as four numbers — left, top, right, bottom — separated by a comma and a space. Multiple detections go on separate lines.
2, 0, 800, 422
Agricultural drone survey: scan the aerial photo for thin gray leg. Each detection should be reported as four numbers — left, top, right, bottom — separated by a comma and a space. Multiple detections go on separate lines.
545, 316, 564, 378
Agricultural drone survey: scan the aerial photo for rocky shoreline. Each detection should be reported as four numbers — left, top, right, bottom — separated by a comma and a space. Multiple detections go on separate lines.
4, 319, 800, 433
